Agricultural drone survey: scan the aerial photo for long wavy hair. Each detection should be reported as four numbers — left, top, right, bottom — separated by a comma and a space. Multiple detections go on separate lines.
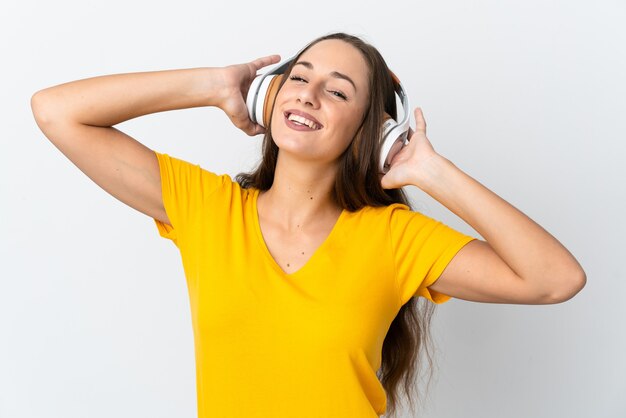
235, 32, 438, 417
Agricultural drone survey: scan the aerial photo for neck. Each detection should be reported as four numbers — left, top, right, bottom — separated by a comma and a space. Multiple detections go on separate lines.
258, 151, 341, 232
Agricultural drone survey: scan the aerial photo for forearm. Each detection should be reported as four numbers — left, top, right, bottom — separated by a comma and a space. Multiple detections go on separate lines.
32, 67, 225, 127
413, 154, 585, 291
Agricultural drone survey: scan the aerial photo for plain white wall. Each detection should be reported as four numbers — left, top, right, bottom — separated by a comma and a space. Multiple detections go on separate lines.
2, 0, 624, 417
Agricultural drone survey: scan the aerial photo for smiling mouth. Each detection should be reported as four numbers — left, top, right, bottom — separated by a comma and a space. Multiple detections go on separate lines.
284, 112, 322, 130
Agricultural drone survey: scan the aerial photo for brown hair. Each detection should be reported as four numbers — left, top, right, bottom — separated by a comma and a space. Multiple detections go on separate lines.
235, 32, 438, 417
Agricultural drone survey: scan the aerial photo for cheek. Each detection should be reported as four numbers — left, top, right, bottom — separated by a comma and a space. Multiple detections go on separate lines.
270, 103, 288, 133
329, 121, 360, 152
269, 90, 287, 129
338, 112, 366, 148
270, 109, 280, 130
341, 112, 365, 140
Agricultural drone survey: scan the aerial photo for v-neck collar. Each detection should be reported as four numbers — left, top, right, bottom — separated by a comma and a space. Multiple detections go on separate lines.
251, 188, 346, 278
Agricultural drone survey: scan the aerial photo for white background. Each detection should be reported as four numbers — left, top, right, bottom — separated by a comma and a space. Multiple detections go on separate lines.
2, 0, 624, 417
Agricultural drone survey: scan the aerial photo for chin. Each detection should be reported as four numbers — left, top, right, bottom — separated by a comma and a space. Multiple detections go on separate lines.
274, 138, 312, 155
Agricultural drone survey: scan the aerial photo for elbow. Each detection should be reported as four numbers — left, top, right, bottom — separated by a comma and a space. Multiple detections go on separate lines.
31, 90, 54, 126
547, 267, 587, 304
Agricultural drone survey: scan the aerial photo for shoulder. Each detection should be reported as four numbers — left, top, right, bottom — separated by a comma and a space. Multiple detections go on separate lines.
347, 202, 411, 217
346, 202, 423, 224
340, 202, 425, 234
155, 151, 238, 190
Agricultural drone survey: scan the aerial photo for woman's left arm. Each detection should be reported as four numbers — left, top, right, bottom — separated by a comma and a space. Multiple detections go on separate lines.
380, 108, 586, 304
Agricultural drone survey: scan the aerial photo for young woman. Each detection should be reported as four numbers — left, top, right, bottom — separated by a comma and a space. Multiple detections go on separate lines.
31, 32, 586, 418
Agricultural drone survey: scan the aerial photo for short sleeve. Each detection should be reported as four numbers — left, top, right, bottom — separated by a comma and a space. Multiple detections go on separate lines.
153, 151, 225, 247
389, 204, 476, 306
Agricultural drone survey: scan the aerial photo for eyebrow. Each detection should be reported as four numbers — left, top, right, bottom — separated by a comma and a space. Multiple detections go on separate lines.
293, 61, 357, 93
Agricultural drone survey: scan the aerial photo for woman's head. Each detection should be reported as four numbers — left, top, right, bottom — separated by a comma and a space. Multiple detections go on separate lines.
269, 38, 371, 167
240, 32, 401, 210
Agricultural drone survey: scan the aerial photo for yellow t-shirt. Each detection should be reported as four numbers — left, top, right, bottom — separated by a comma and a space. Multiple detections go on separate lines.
152, 151, 475, 417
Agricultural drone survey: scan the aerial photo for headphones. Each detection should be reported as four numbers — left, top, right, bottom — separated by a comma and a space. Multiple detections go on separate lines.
246, 52, 412, 174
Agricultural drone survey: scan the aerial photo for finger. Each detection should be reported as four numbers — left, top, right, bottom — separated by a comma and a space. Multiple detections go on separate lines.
251, 54, 281, 70
379, 172, 388, 189
414, 107, 426, 133
379, 172, 393, 190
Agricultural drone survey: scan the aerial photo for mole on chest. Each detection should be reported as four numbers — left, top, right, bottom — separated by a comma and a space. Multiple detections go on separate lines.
266, 237, 318, 274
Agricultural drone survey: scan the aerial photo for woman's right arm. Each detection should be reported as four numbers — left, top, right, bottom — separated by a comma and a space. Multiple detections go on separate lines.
30, 56, 279, 225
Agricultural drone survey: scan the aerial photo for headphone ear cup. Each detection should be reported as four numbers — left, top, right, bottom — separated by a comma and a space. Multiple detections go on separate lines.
379, 112, 409, 174
245, 55, 295, 128
262, 74, 284, 128
381, 112, 396, 140
246, 75, 265, 124
246, 74, 283, 128
246, 73, 285, 128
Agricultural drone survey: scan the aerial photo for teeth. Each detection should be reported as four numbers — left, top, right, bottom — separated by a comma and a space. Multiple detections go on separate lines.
288, 113, 319, 130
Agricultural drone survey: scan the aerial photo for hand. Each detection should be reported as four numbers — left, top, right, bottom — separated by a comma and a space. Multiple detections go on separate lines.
379, 107, 440, 189
218, 54, 281, 136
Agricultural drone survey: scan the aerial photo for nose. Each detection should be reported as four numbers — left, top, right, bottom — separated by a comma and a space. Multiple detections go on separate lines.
296, 81, 320, 108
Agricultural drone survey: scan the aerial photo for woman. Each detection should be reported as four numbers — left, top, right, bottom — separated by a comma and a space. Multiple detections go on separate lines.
31, 32, 586, 418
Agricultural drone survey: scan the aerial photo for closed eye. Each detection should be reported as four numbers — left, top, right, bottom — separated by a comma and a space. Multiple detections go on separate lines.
288, 75, 348, 101
330, 90, 348, 100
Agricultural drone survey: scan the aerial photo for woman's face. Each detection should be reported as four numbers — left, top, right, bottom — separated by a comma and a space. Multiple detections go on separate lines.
270, 39, 370, 165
